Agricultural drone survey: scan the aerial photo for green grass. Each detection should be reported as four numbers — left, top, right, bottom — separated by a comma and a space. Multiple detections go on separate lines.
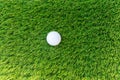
0, 0, 120, 80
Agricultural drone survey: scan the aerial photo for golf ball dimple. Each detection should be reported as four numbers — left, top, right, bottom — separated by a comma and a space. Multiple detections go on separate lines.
46, 31, 61, 46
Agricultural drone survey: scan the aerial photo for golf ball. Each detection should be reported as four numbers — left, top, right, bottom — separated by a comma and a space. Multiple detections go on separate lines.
46, 31, 61, 46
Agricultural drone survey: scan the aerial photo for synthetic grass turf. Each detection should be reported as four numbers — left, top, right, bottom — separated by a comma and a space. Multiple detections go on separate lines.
0, 0, 120, 80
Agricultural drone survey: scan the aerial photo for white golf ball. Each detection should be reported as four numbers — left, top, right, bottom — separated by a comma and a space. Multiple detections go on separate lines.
46, 31, 61, 46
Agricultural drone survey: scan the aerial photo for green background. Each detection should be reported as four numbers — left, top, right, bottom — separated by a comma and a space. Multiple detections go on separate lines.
0, 0, 120, 80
